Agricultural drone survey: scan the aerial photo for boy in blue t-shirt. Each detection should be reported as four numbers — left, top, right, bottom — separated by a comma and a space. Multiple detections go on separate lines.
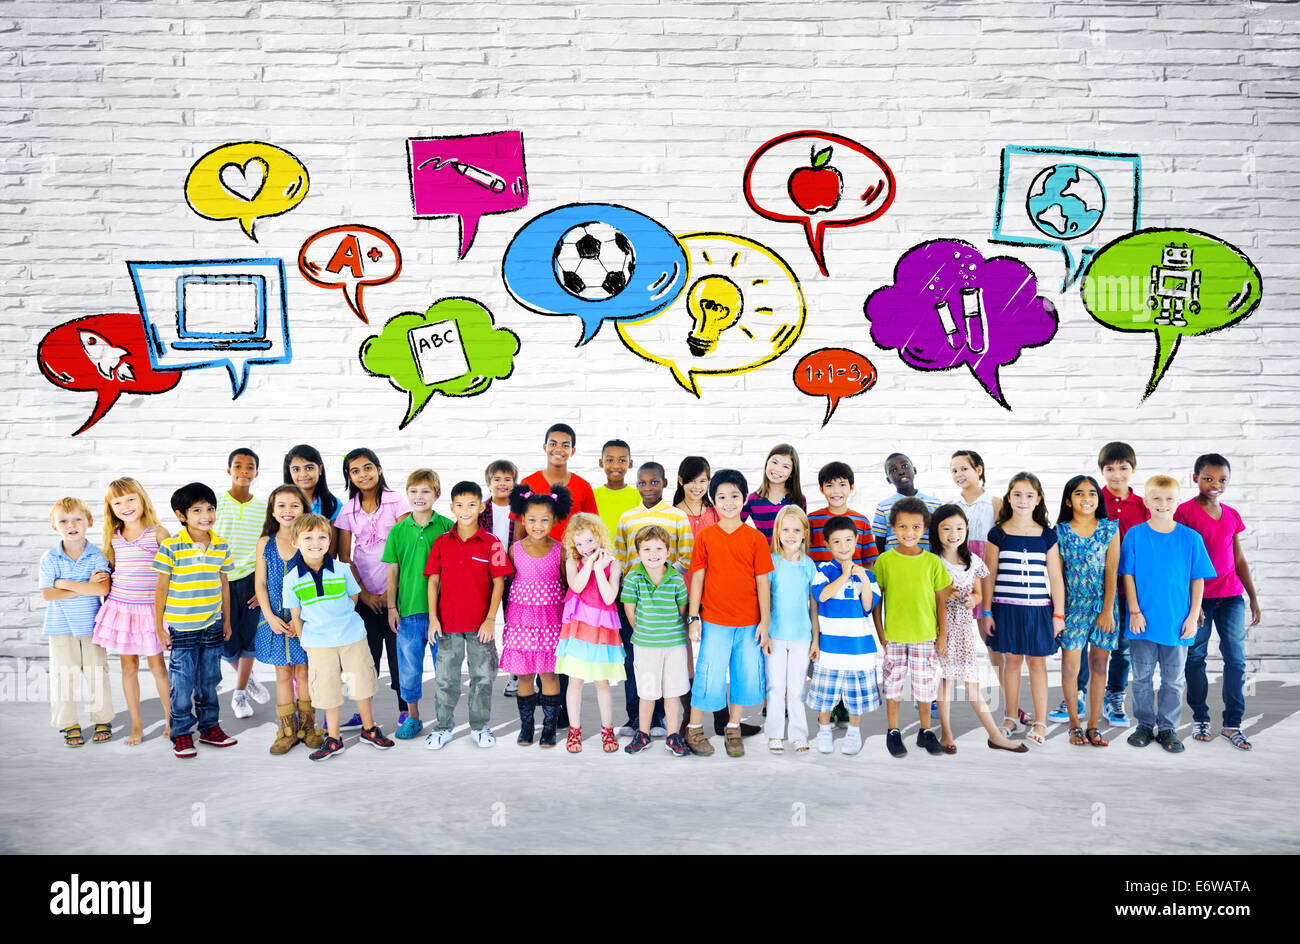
1119, 475, 1216, 753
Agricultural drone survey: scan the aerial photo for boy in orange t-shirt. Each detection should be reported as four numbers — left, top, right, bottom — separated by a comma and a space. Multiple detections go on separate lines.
684, 469, 774, 758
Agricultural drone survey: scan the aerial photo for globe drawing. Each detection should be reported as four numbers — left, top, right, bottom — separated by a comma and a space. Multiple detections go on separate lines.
1025, 163, 1106, 240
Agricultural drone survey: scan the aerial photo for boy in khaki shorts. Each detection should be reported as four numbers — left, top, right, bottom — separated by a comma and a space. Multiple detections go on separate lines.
619, 526, 691, 757
281, 514, 394, 761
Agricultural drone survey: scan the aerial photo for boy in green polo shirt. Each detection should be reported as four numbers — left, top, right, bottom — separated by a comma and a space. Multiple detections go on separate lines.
620, 526, 690, 757
215, 447, 269, 720
383, 469, 454, 739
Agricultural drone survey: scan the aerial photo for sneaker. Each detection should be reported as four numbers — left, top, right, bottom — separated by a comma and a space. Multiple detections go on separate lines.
396, 710, 409, 727
817, 725, 834, 754
917, 728, 945, 756
172, 734, 197, 759
340, 712, 364, 732
361, 725, 394, 749
930, 700, 939, 719
231, 690, 253, 719
470, 727, 496, 748
309, 736, 345, 761
1047, 698, 1070, 724
625, 731, 652, 754
1127, 724, 1154, 748
504, 675, 518, 697
245, 675, 271, 704
886, 728, 907, 758
1105, 691, 1130, 727
841, 728, 863, 755
768, 738, 784, 753
617, 721, 638, 738
724, 726, 744, 757
1156, 728, 1184, 753
664, 732, 691, 757
394, 717, 423, 740
793, 738, 809, 753
649, 723, 668, 738
424, 729, 454, 751
684, 726, 714, 756
199, 725, 237, 747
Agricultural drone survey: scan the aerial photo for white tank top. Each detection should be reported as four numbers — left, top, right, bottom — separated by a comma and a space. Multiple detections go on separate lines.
956, 491, 995, 545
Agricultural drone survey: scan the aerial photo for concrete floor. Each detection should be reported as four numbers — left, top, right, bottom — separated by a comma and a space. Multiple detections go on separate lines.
3, 660, 1297, 854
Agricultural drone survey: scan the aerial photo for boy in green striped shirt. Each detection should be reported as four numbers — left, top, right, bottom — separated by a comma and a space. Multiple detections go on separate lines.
619, 526, 690, 756
214, 447, 269, 719
153, 482, 237, 758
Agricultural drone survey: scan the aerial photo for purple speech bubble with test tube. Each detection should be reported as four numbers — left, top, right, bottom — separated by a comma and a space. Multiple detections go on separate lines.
407, 131, 528, 259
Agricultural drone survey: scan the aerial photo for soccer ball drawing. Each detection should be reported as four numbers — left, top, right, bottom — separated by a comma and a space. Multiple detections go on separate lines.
553, 222, 636, 300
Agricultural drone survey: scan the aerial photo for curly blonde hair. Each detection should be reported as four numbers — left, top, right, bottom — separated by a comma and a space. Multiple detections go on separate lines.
562, 512, 611, 562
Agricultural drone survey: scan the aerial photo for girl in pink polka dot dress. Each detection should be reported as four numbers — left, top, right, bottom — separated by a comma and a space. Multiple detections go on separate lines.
502, 483, 572, 747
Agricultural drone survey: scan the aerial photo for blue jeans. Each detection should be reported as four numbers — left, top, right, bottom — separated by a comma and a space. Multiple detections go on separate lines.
691, 621, 765, 712
619, 606, 664, 727
168, 619, 224, 738
1129, 639, 1188, 732
1077, 597, 1132, 694
1185, 595, 1247, 728
395, 614, 437, 704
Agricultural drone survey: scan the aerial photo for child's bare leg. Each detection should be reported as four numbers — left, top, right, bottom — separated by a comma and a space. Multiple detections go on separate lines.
969, 681, 1016, 747
917, 700, 931, 730
1061, 649, 1082, 728
566, 676, 584, 728
517, 673, 536, 698
886, 699, 900, 729
595, 680, 613, 728
727, 703, 744, 725
1027, 656, 1048, 728
358, 696, 375, 729
665, 694, 681, 733
236, 655, 254, 691
407, 698, 420, 721
1003, 654, 1024, 722
938, 678, 955, 746
274, 666, 294, 706
638, 698, 654, 735
539, 672, 559, 697
818, 711, 832, 726
1087, 648, 1110, 729
120, 655, 143, 744
146, 653, 171, 738
325, 706, 341, 740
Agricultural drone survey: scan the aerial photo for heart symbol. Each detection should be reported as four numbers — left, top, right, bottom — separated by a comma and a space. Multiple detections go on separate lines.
219, 158, 268, 201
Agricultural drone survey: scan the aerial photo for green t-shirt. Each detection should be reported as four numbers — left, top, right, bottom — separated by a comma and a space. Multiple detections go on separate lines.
619, 564, 688, 647
381, 512, 454, 616
872, 549, 951, 643
594, 485, 641, 546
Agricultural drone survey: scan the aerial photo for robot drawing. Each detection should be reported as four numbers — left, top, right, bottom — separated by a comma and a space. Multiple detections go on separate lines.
1147, 243, 1201, 326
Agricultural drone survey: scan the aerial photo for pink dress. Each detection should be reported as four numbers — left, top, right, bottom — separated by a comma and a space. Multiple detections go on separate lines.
92, 528, 163, 656
500, 541, 564, 675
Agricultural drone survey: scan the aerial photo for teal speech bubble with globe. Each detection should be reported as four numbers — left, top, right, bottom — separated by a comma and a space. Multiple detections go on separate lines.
1080, 228, 1262, 400
991, 145, 1142, 291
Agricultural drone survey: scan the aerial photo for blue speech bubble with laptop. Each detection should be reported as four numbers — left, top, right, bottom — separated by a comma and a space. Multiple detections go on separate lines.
127, 258, 291, 397
991, 145, 1142, 292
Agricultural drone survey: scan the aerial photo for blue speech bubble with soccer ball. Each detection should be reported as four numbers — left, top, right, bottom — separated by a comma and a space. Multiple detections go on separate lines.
502, 203, 689, 345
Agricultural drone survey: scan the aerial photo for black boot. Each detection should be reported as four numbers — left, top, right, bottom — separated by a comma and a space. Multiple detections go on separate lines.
516, 693, 538, 746
539, 694, 561, 748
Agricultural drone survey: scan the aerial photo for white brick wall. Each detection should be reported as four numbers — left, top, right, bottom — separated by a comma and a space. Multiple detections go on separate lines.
3, 0, 1298, 666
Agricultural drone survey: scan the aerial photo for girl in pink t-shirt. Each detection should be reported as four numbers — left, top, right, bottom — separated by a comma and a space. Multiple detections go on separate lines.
336, 448, 411, 730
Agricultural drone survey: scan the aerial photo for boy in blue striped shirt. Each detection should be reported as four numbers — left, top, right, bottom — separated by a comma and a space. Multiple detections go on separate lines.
808, 517, 882, 755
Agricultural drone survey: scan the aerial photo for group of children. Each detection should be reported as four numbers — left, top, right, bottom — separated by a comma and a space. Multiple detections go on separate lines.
39, 430, 1262, 762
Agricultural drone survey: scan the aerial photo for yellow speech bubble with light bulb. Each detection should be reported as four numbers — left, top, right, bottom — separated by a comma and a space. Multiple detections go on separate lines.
616, 232, 806, 397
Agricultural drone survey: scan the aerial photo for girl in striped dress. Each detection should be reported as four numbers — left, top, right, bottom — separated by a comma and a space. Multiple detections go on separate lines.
554, 513, 624, 753
981, 472, 1066, 746
742, 444, 806, 540
92, 478, 171, 746
253, 484, 324, 754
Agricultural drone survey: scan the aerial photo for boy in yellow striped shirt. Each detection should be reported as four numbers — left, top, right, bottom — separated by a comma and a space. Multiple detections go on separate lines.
153, 482, 237, 758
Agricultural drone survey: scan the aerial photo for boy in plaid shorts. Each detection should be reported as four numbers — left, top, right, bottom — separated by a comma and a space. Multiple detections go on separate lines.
808, 517, 883, 755
872, 498, 952, 758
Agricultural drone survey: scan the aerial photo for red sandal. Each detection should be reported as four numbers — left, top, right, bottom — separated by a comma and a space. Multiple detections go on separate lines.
566, 725, 582, 753
601, 725, 618, 753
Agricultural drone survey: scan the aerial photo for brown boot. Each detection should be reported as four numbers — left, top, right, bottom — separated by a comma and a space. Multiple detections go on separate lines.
296, 699, 325, 748
724, 725, 744, 757
684, 725, 714, 757
270, 704, 298, 755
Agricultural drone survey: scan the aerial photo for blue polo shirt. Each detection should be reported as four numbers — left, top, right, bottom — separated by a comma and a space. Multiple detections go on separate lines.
39, 540, 111, 637
1119, 523, 1216, 646
280, 554, 365, 649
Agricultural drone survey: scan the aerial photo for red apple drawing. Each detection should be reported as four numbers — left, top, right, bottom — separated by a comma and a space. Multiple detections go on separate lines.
787, 145, 843, 214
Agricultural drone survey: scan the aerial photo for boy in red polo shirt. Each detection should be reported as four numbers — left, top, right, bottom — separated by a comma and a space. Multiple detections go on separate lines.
424, 481, 513, 750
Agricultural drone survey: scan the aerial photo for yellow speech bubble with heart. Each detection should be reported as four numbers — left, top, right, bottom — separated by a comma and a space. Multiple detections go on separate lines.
185, 141, 309, 241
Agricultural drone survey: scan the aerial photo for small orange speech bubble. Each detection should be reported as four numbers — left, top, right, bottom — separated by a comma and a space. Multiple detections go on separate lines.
793, 347, 876, 426
298, 225, 402, 323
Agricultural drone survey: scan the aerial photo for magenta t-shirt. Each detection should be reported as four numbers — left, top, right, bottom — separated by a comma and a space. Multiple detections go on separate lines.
1173, 499, 1244, 599
335, 489, 410, 594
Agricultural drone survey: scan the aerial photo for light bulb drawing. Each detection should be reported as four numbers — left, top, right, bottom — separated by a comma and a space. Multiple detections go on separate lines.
686, 275, 743, 357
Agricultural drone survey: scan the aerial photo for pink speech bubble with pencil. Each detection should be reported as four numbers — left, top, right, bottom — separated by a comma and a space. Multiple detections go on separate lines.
407, 131, 528, 259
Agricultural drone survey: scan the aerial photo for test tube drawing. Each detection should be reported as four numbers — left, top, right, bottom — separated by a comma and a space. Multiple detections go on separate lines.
935, 300, 962, 350
960, 287, 986, 353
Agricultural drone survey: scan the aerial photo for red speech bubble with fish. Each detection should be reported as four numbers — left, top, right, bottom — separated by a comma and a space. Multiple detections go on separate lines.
38, 312, 181, 435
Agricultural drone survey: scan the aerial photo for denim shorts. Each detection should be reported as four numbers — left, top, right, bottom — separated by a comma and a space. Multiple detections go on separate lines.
690, 621, 765, 712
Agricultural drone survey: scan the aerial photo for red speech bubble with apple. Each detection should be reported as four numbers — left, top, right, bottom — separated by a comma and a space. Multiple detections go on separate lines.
744, 131, 896, 277
793, 347, 877, 426
38, 312, 181, 435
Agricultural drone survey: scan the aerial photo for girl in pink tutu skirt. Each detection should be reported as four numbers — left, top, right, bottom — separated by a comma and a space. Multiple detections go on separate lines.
502, 484, 572, 748
91, 478, 171, 745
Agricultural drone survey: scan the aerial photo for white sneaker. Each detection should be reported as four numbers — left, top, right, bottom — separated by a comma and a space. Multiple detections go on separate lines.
471, 727, 496, 748
231, 690, 253, 719
768, 738, 784, 752
649, 724, 668, 738
616, 723, 637, 737
840, 728, 863, 755
424, 729, 454, 751
245, 676, 270, 704
504, 675, 519, 696
793, 738, 809, 753
817, 725, 834, 754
